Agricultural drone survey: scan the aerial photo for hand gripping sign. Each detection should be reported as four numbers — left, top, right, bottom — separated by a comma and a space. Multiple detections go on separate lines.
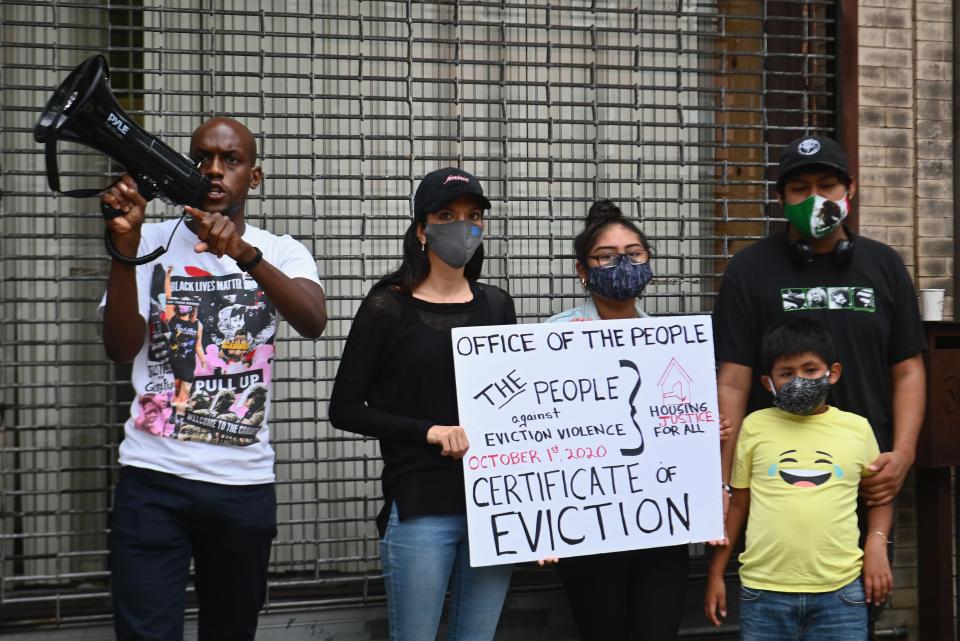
452, 315, 724, 567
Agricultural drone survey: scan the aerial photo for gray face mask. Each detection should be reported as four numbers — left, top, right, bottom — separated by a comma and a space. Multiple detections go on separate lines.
770, 374, 832, 416
424, 220, 483, 268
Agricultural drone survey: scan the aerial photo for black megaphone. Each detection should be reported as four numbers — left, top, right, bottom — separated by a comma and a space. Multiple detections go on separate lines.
34, 55, 211, 264
34, 54, 210, 207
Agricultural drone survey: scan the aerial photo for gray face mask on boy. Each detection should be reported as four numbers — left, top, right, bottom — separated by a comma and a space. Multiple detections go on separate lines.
424, 220, 483, 268
769, 374, 831, 416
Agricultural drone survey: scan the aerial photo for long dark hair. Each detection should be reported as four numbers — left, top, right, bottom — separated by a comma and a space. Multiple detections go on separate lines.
375, 219, 485, 292
573, 199, 650, 265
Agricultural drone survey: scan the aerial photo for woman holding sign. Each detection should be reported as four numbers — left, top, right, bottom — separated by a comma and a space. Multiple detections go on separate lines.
329, 168, 516, 641
545, 199, 689, 641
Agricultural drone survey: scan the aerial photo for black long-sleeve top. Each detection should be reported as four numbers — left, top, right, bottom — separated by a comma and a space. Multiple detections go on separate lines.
328, 281, 517, 536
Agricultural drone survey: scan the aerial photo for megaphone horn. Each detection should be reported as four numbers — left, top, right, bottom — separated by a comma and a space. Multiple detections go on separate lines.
34, 54, 210, 209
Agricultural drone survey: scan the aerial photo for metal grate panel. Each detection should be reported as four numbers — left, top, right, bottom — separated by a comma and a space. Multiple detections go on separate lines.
1, 0, 836, 626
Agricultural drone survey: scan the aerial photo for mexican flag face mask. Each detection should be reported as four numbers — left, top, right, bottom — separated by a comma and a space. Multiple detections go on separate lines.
782, 193, 849, 239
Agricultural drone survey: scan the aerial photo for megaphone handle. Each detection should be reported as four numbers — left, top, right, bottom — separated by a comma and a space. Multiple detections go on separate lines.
100, 175, 159, 219
100, 200, 124, 220
103, 227, 166, 266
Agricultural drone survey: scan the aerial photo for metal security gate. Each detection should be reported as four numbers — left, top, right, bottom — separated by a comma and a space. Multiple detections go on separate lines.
0, 0, 837, 628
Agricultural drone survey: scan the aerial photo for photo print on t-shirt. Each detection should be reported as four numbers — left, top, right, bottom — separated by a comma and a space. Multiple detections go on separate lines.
136, 263, 277, 447
828, 287, 853, 310
780, 287, 875, 313
782, 289, 806, 311
806, 287, 828, 309
853, 287, 875, 310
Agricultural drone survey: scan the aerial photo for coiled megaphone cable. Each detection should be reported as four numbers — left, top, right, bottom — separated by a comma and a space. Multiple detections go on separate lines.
103, 211, 188, 266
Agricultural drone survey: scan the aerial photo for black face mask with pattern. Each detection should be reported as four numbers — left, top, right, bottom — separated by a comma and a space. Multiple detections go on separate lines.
586, 258, 653, 301
770, 374, 831, 416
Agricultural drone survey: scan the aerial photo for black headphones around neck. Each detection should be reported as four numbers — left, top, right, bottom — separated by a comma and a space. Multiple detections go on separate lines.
784, 224, 856, 269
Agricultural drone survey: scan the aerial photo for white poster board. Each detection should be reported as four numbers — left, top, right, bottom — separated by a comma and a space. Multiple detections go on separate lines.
452, 315, 724, 567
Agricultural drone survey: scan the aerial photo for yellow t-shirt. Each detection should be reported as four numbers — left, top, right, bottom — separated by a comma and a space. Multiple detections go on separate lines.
732, 406, 880, 592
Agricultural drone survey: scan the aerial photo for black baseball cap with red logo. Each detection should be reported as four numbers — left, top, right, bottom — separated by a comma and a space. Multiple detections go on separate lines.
413, 167, 492, 220
777, 135, 851, 190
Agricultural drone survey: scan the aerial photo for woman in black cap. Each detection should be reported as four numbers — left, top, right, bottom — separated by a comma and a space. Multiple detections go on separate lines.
329, 168, 515, 641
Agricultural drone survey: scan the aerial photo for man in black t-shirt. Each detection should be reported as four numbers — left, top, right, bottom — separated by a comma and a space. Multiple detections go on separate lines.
713, 136, 926, 515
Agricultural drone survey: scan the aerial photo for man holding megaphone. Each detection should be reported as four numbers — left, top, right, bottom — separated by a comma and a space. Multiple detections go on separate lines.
100, 116, 327, 641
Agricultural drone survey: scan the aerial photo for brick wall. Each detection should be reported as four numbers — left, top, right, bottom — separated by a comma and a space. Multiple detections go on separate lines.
859, 0, 954, 311
858, 0, 954, 636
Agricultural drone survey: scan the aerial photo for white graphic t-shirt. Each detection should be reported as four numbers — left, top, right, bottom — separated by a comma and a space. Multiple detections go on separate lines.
101, 219, 322, 484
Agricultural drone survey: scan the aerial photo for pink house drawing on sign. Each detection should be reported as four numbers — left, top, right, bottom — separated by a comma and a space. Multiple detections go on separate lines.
658, 358, 693, 404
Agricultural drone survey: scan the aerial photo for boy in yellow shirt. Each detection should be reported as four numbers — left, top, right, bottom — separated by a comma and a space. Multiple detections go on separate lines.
705, 317, 893, 640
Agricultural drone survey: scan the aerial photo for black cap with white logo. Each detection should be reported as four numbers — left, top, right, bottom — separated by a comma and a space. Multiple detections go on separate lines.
778, 136, 850, 188
413, 167, 491, 220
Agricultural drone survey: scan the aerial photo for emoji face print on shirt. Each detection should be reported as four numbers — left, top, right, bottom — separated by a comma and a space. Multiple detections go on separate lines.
767, 449, 845, 488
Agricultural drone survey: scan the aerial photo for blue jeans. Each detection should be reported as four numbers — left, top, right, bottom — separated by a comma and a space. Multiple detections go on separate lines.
380, 504, 513, 641
739, 578, 868, 641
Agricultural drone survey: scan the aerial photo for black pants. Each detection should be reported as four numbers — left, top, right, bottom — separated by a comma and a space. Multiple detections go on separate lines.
558, 545, 690, 641
109, 466, 277, 641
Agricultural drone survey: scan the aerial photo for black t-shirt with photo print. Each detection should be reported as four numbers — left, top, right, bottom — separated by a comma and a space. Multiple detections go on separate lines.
712, 231, 926, 451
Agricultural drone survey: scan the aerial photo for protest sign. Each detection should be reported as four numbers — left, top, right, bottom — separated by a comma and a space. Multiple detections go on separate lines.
452, 315, 723, 567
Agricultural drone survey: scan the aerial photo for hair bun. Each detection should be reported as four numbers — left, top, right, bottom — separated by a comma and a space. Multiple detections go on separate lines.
585, 199, 624, 225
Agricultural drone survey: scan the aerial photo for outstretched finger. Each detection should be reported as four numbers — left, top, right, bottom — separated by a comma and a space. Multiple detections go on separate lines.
184, 206, 208, 222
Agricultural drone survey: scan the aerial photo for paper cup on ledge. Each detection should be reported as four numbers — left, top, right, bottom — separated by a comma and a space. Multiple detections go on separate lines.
919, 288, 945, 321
